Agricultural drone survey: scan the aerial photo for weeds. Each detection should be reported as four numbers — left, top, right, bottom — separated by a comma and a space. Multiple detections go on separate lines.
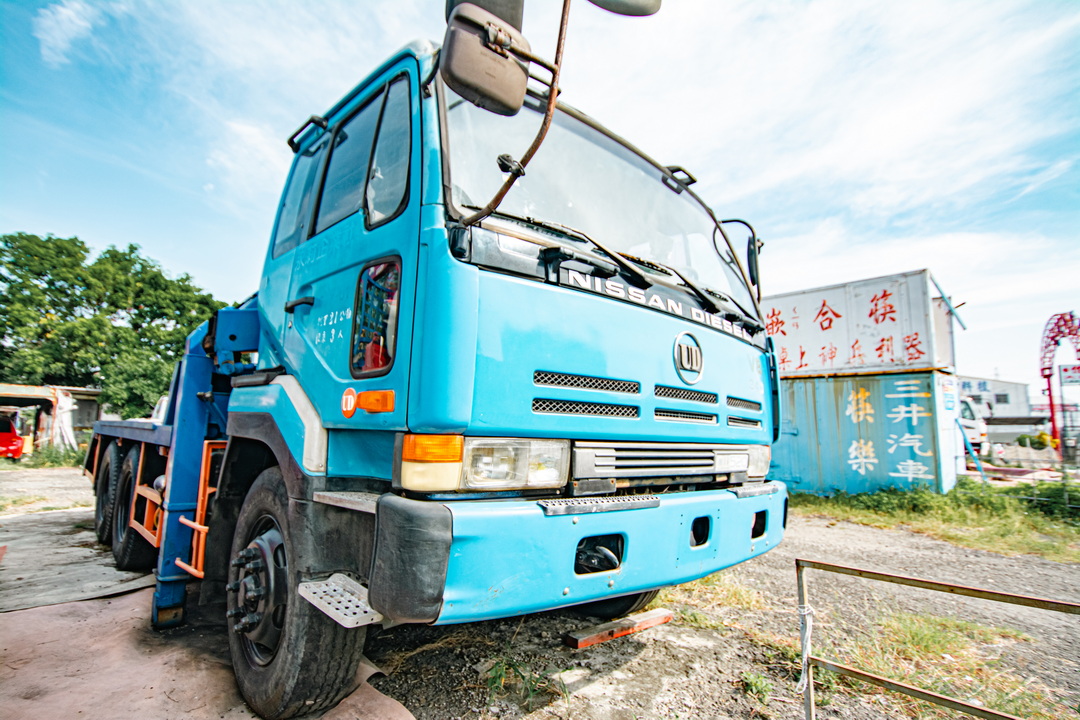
791, 478, 1080, 562
0, 495, 48, 512
740, 671, 773, 703
10, 445, 86, 468
816, 611, 1070, 719
484, 656, 566, 710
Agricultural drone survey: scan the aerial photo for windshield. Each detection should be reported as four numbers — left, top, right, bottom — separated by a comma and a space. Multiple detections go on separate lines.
444, 92, 756, 313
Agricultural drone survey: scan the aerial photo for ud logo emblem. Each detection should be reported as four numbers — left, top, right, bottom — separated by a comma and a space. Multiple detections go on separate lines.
674, 332, 703, 385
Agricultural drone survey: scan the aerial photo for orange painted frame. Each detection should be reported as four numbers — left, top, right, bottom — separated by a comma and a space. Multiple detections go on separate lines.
174, 440, 227, 579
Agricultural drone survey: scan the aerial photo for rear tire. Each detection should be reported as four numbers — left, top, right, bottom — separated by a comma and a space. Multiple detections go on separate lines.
575, 589, 660, 620
227, 467, 366, 720
94, 441, 122, 545
111, 446, 158, 571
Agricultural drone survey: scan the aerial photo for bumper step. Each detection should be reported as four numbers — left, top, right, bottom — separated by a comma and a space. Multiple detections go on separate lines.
298, 573, 383, 628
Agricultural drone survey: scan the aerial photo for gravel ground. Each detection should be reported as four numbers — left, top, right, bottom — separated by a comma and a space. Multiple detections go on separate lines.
3, 468, 1077, 720
0, 466, 94, 515
365, 516, 1080, 720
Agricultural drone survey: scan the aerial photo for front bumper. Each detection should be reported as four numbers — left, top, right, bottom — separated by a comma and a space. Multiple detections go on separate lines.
368, 482, 787, 625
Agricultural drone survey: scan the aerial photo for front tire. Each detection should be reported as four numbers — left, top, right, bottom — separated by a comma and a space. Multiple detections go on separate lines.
575, 590, 660, 620
227, 467, 366, 720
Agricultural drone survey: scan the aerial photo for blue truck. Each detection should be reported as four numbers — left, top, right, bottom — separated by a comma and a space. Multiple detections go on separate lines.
83, 2, 786, 717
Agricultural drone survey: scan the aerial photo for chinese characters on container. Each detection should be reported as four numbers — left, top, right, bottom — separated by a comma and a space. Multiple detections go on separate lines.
845, 379, 937, 485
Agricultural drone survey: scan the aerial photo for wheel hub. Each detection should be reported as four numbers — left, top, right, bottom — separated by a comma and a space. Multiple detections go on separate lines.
228, 517, 288, 666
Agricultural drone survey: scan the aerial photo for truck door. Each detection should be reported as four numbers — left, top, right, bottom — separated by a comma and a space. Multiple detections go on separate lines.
281, 63, 420, 431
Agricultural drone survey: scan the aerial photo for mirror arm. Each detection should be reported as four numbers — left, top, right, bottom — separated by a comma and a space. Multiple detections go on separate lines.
462, 0, 572, 227
720, 218, 762, 303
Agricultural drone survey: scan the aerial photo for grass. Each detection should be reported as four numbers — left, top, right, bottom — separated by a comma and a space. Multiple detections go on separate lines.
15, 445, 86, 468
0, 495, 48, 512
484, 656, 569, 711
791, 478, 1080, 563
818, 612, 1072, 719
740, 671, 774, 703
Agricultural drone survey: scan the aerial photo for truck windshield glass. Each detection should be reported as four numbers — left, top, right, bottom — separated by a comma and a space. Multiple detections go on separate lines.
445, 92, 755, 313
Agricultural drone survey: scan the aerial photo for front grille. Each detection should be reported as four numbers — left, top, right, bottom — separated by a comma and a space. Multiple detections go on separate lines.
532, 398, 639, 418
534, 371, 640, 394
728, 416, 762, 428
655, 409, 717, 424
574, 441, 725, 478
727, 396, 762, 412
655, 385, 718, 404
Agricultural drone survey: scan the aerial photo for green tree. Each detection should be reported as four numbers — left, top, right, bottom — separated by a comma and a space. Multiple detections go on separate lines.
0, 232, 225, 418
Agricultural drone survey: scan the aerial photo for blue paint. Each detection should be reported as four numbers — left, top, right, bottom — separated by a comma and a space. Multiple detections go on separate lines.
771, 371, 959, 495
436, 485, 787, 624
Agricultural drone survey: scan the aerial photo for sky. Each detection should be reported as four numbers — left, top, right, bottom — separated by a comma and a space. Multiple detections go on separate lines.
1, 0, 1078, 404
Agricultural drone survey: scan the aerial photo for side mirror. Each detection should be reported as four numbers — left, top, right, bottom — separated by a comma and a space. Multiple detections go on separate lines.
747, 236, 760, 289
587, 0, 661, 16
441, 3, 531, 117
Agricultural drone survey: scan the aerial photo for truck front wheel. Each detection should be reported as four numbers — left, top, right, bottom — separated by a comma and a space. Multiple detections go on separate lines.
575, 590, 660, 620
227, 467, 366, 720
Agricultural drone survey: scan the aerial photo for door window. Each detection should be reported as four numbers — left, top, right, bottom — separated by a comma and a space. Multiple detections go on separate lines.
350, 260, 401, 377
366, 78, 412, 225
271, 136, 328, 258
315, 89, 385, 234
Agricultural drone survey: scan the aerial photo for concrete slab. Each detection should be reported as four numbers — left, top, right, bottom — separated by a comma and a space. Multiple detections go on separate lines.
0, 508, 150, 612
0, 588, 413, 719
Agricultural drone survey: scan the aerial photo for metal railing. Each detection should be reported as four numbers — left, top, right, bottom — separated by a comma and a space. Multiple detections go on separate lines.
795, 559, 1080, 720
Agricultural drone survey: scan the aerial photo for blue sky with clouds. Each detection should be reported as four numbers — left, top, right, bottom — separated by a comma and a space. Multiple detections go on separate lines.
1, 0, 1078, 399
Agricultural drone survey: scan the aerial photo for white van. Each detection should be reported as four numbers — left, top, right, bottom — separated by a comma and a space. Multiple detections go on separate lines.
959, 397, 988, 455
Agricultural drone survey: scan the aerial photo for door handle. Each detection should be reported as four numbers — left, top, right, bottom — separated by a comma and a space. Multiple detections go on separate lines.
284, 296, 315, 313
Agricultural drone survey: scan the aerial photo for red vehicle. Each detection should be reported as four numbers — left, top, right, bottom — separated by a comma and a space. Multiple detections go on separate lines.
0, 417, 24, 460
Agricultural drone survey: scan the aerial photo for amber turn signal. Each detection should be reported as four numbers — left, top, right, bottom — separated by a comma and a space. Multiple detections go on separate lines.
402, 434, 464, 463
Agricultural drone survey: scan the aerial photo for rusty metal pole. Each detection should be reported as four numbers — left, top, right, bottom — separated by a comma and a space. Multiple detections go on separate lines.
797, 562, 815, 720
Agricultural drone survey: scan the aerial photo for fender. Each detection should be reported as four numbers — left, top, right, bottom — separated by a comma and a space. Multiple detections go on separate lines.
228, 376, 328, 477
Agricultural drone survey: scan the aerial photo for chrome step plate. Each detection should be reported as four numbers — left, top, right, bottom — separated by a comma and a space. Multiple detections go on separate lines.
298, 573, 383, 628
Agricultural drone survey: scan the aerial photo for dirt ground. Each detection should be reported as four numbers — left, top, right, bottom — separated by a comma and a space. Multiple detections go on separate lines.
2, 468, 1078, 720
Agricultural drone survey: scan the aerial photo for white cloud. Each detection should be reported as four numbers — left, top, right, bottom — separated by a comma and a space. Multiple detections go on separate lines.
206, 121, 291, 212
32, 0, 103, 66
556, 0, 1080, 219
763, 219, 1080, 388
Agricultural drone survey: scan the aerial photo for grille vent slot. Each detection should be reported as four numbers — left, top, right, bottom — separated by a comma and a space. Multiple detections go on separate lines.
727, 396, 762, 412
655, 385, 718, 404
533, 398, 639, 418
728, 416, 762, 428
534, 371, 640, 394
655, 409, 717, 424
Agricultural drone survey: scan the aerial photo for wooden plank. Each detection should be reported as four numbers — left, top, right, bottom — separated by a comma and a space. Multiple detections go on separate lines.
563, 607, 673, 649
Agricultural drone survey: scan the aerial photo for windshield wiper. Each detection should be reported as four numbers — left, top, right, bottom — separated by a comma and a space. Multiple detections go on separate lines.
466, 207, 653, 289
646, 262, 720, 314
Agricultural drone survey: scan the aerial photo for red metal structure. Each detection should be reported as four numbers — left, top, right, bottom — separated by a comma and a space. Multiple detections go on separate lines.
1039, 311, 1080, 445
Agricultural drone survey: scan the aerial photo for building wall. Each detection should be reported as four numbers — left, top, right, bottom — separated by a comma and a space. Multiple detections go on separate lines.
957, 376, 1030, 417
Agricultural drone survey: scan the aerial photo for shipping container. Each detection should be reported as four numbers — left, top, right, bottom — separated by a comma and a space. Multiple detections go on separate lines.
770, 371, 962, 495
763, 269, 956, 378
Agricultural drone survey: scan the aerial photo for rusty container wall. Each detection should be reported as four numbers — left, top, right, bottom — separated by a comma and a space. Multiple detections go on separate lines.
771, 370, 961, 495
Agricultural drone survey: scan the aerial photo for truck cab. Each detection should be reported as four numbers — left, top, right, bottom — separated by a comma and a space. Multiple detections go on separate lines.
86, 29, 786, 720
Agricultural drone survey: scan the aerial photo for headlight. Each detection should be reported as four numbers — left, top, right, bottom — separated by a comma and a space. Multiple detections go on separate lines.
747, 445, 771, 478
398, 435, 570, 492
462, 438, 569, 490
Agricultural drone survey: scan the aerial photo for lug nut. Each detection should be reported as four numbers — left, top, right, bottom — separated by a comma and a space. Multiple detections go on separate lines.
226, 607, 243, 619
226, 581, 240, 592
